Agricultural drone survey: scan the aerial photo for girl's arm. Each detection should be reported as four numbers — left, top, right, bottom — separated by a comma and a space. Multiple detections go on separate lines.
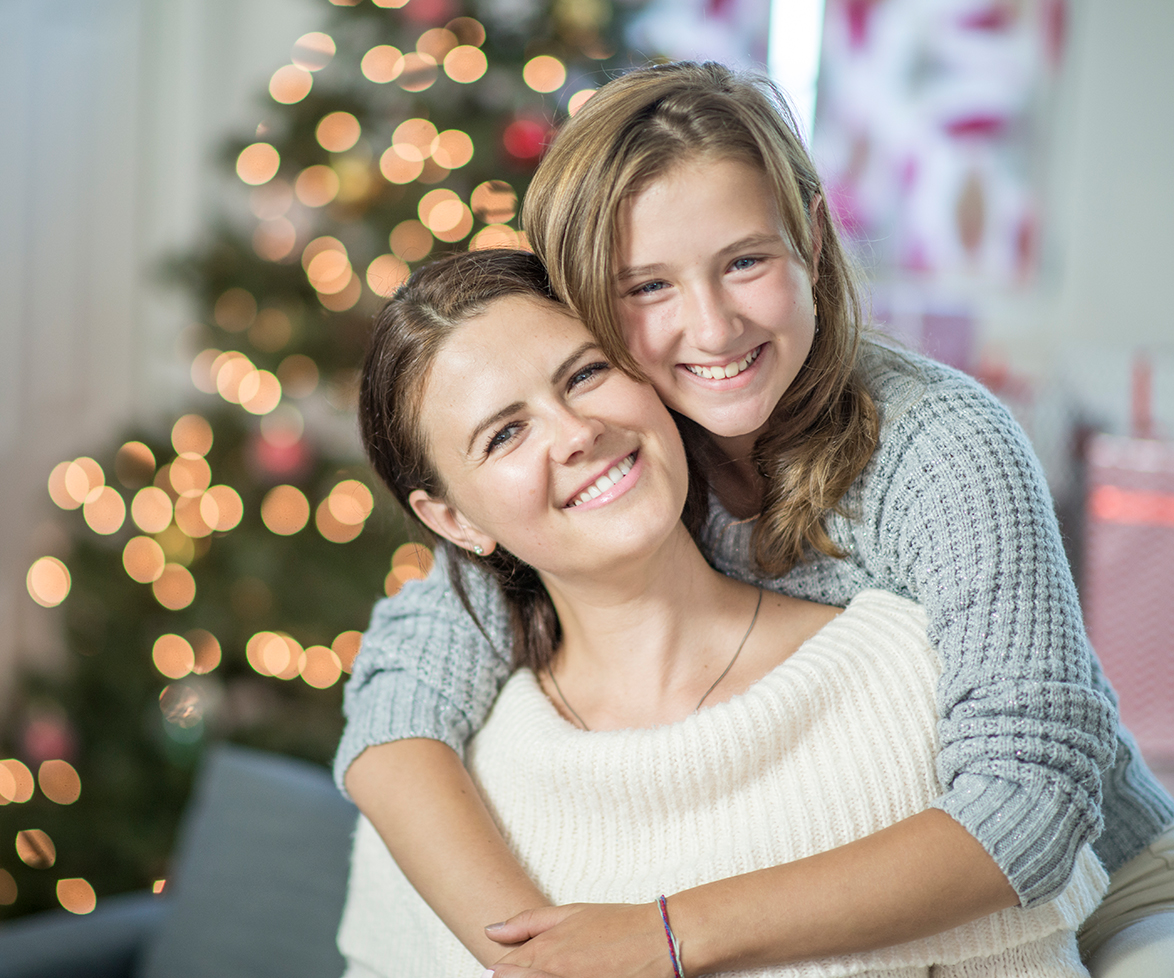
486, 808, 1016, 976
336, 550, 549, 965
345, 740, 548, 966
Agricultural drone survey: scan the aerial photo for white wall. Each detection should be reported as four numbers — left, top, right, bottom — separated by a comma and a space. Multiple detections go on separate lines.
0, 0, 320, 714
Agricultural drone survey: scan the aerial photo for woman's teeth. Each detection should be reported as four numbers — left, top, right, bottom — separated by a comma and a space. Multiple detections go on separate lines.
569, 453, 636, 508
686, 346, 760, 380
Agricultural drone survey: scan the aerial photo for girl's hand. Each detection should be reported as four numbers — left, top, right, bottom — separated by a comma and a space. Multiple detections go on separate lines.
485, 902, 674, 978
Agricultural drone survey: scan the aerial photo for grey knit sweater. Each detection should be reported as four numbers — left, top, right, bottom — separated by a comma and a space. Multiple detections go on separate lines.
336, 345, 1174, 908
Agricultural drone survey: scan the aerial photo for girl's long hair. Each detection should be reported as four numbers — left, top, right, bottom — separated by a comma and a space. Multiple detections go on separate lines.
523, 61, 879, 576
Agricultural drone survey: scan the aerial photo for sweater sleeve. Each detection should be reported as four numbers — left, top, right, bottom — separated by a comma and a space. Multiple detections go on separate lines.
867, 366, 1118, 908
332, 547, 513, 795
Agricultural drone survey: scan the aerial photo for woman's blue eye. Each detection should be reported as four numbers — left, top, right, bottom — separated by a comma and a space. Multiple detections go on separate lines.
486, 422, 522, 453
569, 361, 610, 389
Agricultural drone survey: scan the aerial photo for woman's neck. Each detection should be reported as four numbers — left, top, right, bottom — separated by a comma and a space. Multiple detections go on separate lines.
538, 525, 770, 730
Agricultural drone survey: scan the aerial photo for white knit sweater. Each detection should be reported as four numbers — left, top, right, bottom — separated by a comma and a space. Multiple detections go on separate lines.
337, 591, 1107, 977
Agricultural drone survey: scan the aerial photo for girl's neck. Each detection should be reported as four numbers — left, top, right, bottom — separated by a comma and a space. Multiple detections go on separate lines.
698, 431, 764, 519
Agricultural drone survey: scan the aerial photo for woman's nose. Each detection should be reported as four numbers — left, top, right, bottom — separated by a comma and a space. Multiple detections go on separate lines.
551, 406, 604, 463
683, 284, 744, 353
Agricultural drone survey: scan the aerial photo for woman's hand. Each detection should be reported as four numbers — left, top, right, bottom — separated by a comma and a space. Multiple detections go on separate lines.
486, 902, 674, 978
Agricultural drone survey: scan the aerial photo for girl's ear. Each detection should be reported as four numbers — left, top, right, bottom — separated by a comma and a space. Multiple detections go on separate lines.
408, 489, 497, 557
809, 193, 824, 285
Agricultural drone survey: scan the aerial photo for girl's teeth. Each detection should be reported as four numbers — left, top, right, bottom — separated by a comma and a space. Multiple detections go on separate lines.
572, 453, 636, 507
687, 347, 759, 380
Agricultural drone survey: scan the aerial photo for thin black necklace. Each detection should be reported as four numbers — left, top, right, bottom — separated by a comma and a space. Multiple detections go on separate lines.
546, 587, 765, 732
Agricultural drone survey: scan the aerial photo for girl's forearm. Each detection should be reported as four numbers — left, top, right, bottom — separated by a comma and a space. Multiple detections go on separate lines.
345, 739, 549, 966
672, 808, 1018, 972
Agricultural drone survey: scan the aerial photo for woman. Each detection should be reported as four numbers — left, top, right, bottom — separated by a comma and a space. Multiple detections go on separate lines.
336, 63, 1174, 975
338, 249, 1106, 977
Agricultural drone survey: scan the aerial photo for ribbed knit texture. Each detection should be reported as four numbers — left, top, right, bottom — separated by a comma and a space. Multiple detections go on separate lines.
337, 591, 1106, 978
336, 345, 1174, 906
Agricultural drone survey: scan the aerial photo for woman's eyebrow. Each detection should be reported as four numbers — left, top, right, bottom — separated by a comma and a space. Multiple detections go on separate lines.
466, 402, 525, 456
551, 342, 598, 385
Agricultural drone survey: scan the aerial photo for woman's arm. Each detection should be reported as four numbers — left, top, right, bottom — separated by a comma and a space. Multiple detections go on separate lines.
346, 740, 549, 966
487, 809, 1016, 976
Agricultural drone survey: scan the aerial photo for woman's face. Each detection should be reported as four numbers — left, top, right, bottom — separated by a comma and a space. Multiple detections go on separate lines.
614, 157, 819, 458
412, 295, 689, 580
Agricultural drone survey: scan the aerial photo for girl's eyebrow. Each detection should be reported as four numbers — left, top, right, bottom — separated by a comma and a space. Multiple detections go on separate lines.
614, 233, 787, 283
464, 342, 598, 455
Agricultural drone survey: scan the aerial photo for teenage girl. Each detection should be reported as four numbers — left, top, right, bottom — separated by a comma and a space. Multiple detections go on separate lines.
336, 63, 1174, 976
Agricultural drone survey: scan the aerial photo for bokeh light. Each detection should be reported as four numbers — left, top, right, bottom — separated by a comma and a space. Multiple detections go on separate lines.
396, 52, 438, 92
214, 287, 257, 332
250, 309, 293, 352
152, 563, 196, 611
83, 485, 126, 535
523, 55, 566, 93
131, 486, 173, 534
172, 415, 213, 456
502, 118, 549, 162
471, 180, 517, 223
390, 220, 433, 261
444, 45, 487, 84
239, 369, 283, 415
292, 31, 335, 71
250, 179, 293, 220
393, 118, 438, 161
333, 630, 363, 673
246, 632, 302, 679
190, 349, 221, 394
159, 683, 202, 728
253, 218, 298, 262
47, 462, 81, 510
155, 526, 195, 566
568, 89, 597, 116
115, 442, 156, 488
276, 355, 319, 398
174, 495, 214, 538
419, 189, 473, 243
123, 536, 166, 583
316, 497, 362, 543
306, 248, 352, 293
261, 485, 310, 535
316, 112, 361, 153
328, 480, 374, 525
188, 629, 222, 674
319, 273, 361, 312
169, 453, 212, 497
431, 130, 474, 169
379, 148, 424, 185
0, 870, 15, 905
27, 557, 70, 607
236, 143, 280, 186
361, 45, 403, 83
55, 457, 104, 509
269, 64, 312, 104
153, 634, 195, 680
371, 0, 408, 6
394, 541, 435, 576
16, 829, 55, 869
214, 351, 256, 403
38, 760, 81, 805
57, 879, 96, 915
1, 758, 35, 804
446, 16, 486, 47
470, 224, 523, 250
300, 645, 342, 689
295, 164, 340, 207
417, 27, 458, 61
202, 485, 243, 531
366, 255, 410, 297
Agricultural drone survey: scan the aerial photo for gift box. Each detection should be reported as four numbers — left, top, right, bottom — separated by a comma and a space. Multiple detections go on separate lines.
1083, 434, 1174, 765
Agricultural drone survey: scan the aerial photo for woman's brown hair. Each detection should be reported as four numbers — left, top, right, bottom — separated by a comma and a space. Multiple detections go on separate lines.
523, 61, 879, 576
360, 248, 708, 672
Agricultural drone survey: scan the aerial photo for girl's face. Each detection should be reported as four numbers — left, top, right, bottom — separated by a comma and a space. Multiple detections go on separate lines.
411, 295, 689, 580
615, 157, 819, 458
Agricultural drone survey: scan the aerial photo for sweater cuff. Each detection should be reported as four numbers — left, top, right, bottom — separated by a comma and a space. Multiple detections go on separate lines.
931, 772, 1099, 909
333, 671, 473, 799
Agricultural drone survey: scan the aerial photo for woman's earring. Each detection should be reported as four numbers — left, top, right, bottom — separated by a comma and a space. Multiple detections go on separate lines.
813, 292, 820, 335
473, 544, 484, 555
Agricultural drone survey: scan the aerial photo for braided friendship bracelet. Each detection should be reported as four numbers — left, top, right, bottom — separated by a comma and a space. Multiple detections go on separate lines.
657, 895, 684, 978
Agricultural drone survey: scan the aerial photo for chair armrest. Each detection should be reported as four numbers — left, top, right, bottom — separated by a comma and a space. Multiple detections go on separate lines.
0, 891, 167, 978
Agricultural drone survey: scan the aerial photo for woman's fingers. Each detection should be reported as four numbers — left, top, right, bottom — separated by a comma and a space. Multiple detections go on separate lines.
484, 968, 561, 978
486, 904, 583, 944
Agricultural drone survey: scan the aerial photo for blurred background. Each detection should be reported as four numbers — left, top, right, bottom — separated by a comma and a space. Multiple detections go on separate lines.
1, 0, 1171, 923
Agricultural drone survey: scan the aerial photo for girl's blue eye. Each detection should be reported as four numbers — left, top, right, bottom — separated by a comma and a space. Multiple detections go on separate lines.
632, 280, 666, 296
730, 256, 759, 271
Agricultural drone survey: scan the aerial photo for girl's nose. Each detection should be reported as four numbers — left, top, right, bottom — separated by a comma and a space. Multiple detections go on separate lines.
683, 284, 744, 354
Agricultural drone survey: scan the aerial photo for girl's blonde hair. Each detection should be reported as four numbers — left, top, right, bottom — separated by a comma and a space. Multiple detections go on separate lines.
523, 61, 879, 576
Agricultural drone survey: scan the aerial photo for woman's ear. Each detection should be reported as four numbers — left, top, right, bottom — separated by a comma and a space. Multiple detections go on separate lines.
408, 489, 496, 557
809, 193, 824, 285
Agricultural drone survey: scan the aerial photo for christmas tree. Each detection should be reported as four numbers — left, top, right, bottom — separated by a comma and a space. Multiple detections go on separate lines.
2, 0, 645, 920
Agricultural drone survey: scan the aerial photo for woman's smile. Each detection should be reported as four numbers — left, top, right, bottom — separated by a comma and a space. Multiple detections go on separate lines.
564, 450, 639, 509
